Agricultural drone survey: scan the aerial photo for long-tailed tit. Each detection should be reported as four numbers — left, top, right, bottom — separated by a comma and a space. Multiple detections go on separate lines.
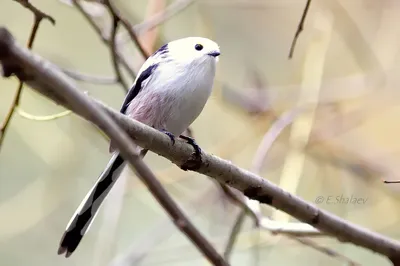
58, 37, 220, 257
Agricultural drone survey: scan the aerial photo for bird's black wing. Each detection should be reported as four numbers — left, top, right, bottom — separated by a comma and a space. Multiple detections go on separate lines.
119, 63, 159, 114
119, 43, 169, 114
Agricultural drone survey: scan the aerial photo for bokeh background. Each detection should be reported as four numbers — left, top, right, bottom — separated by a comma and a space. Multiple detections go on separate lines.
2, 0, 400, 265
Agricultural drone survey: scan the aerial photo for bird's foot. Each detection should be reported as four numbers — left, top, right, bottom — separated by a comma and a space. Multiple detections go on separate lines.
179, 135, 202, 171
159, 129, 176, 145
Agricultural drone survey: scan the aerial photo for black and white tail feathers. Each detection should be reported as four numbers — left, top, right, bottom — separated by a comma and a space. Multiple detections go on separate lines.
58, 153, 126, 257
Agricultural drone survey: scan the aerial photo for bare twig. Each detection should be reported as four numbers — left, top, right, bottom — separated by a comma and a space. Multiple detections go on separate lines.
133, 0, 196, 36
105, 4, 129, 90
0, 1, 55, 149
288, 0, 312, 59
61, 67, 117, 84
251, 107, 305, 174
223, 209, 246, 260
1, 28, 400, 264
13, 0, 56, 25
72, 0, 136, 83
103, 0, 149, 59
0, 28, 227, 266
17, 108, 71, 121
383, 180, 400, 184
292, 237, 360, 266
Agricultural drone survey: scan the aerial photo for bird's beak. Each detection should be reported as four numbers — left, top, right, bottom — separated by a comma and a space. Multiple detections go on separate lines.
208, 51, 220, 57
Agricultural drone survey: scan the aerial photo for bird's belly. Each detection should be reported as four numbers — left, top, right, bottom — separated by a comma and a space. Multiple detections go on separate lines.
163, 84, 212, 136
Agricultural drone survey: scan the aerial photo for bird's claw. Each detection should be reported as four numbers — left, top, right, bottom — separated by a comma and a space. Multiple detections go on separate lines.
160, 129, 176, 145
179, 135, 202, 171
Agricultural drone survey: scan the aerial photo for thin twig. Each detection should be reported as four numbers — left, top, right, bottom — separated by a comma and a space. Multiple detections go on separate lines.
1, 28, 400, 263
17, 108, 71, 121
105, 5, 129, 90
251, 107, 305, 174
0, 2, 55, 149
13, 0, 56, 25
133, 0, 196, 36
291, 237, 361, 266
61, 67, 117, 84
288, 0, 312, 59
71, 0, 136, 83
103, 0, 149, 59
223, 209, 246, 260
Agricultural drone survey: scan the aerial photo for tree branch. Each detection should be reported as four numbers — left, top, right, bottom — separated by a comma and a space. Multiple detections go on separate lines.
1, 27, 400, 264
288, 0, 312, 59
71, 0, 136, 83
103, 0, 149, 59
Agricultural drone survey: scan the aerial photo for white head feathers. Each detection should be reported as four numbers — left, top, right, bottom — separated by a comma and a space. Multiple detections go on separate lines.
166, 37, 220, 63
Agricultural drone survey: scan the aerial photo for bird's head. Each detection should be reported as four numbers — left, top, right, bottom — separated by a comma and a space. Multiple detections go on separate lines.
166, 37, 220, 66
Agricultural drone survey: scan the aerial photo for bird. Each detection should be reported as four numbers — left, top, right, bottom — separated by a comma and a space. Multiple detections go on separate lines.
57, 37, 221, 257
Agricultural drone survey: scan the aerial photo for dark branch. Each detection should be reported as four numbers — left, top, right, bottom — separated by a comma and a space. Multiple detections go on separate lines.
106, 7, 129, 90
71, 0, 136, 85
103, 0, 150, 59
288, 0, 312, 59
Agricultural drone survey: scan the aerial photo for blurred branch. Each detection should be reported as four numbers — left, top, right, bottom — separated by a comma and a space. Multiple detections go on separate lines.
16, 108, 72, 121
294, 237, 361, 266
0, 0, 55, 150
220, 67, 271, 114
133, 0, 196, 35
136, 0, 166, 55
61, 67, 118, 84
102, 0, 149, 59
72, 0, 136, 85
219, 107, 365, 265
0, 28, 227, 266
288, 0, 312, 59
105, 3, 129, 91
110, 186, 218, 266
1, 27, 400, 264
223, 209, 246, 260
251, 107, 304, 174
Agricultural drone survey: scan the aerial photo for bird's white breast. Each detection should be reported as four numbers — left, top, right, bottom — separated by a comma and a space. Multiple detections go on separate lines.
153, 59, 216, 135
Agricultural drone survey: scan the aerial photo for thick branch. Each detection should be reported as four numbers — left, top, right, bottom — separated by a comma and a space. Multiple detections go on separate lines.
1, 27, 400, 264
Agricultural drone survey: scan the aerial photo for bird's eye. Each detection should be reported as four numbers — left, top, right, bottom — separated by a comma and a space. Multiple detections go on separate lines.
195, 44, 203, 51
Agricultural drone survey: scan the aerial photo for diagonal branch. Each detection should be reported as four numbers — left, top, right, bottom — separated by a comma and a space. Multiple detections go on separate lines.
288, 0, 312, 59
1, 27, 400, 265
13, 0, 56, 25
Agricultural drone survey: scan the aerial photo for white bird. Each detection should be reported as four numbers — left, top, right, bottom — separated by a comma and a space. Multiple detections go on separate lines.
58, 37, 220, 257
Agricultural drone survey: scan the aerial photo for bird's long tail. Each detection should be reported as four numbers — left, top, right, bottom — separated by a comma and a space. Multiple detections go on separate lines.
58, 152, 127, 257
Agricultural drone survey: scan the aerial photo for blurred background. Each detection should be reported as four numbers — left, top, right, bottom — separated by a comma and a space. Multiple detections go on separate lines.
2, 0, 400, 265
